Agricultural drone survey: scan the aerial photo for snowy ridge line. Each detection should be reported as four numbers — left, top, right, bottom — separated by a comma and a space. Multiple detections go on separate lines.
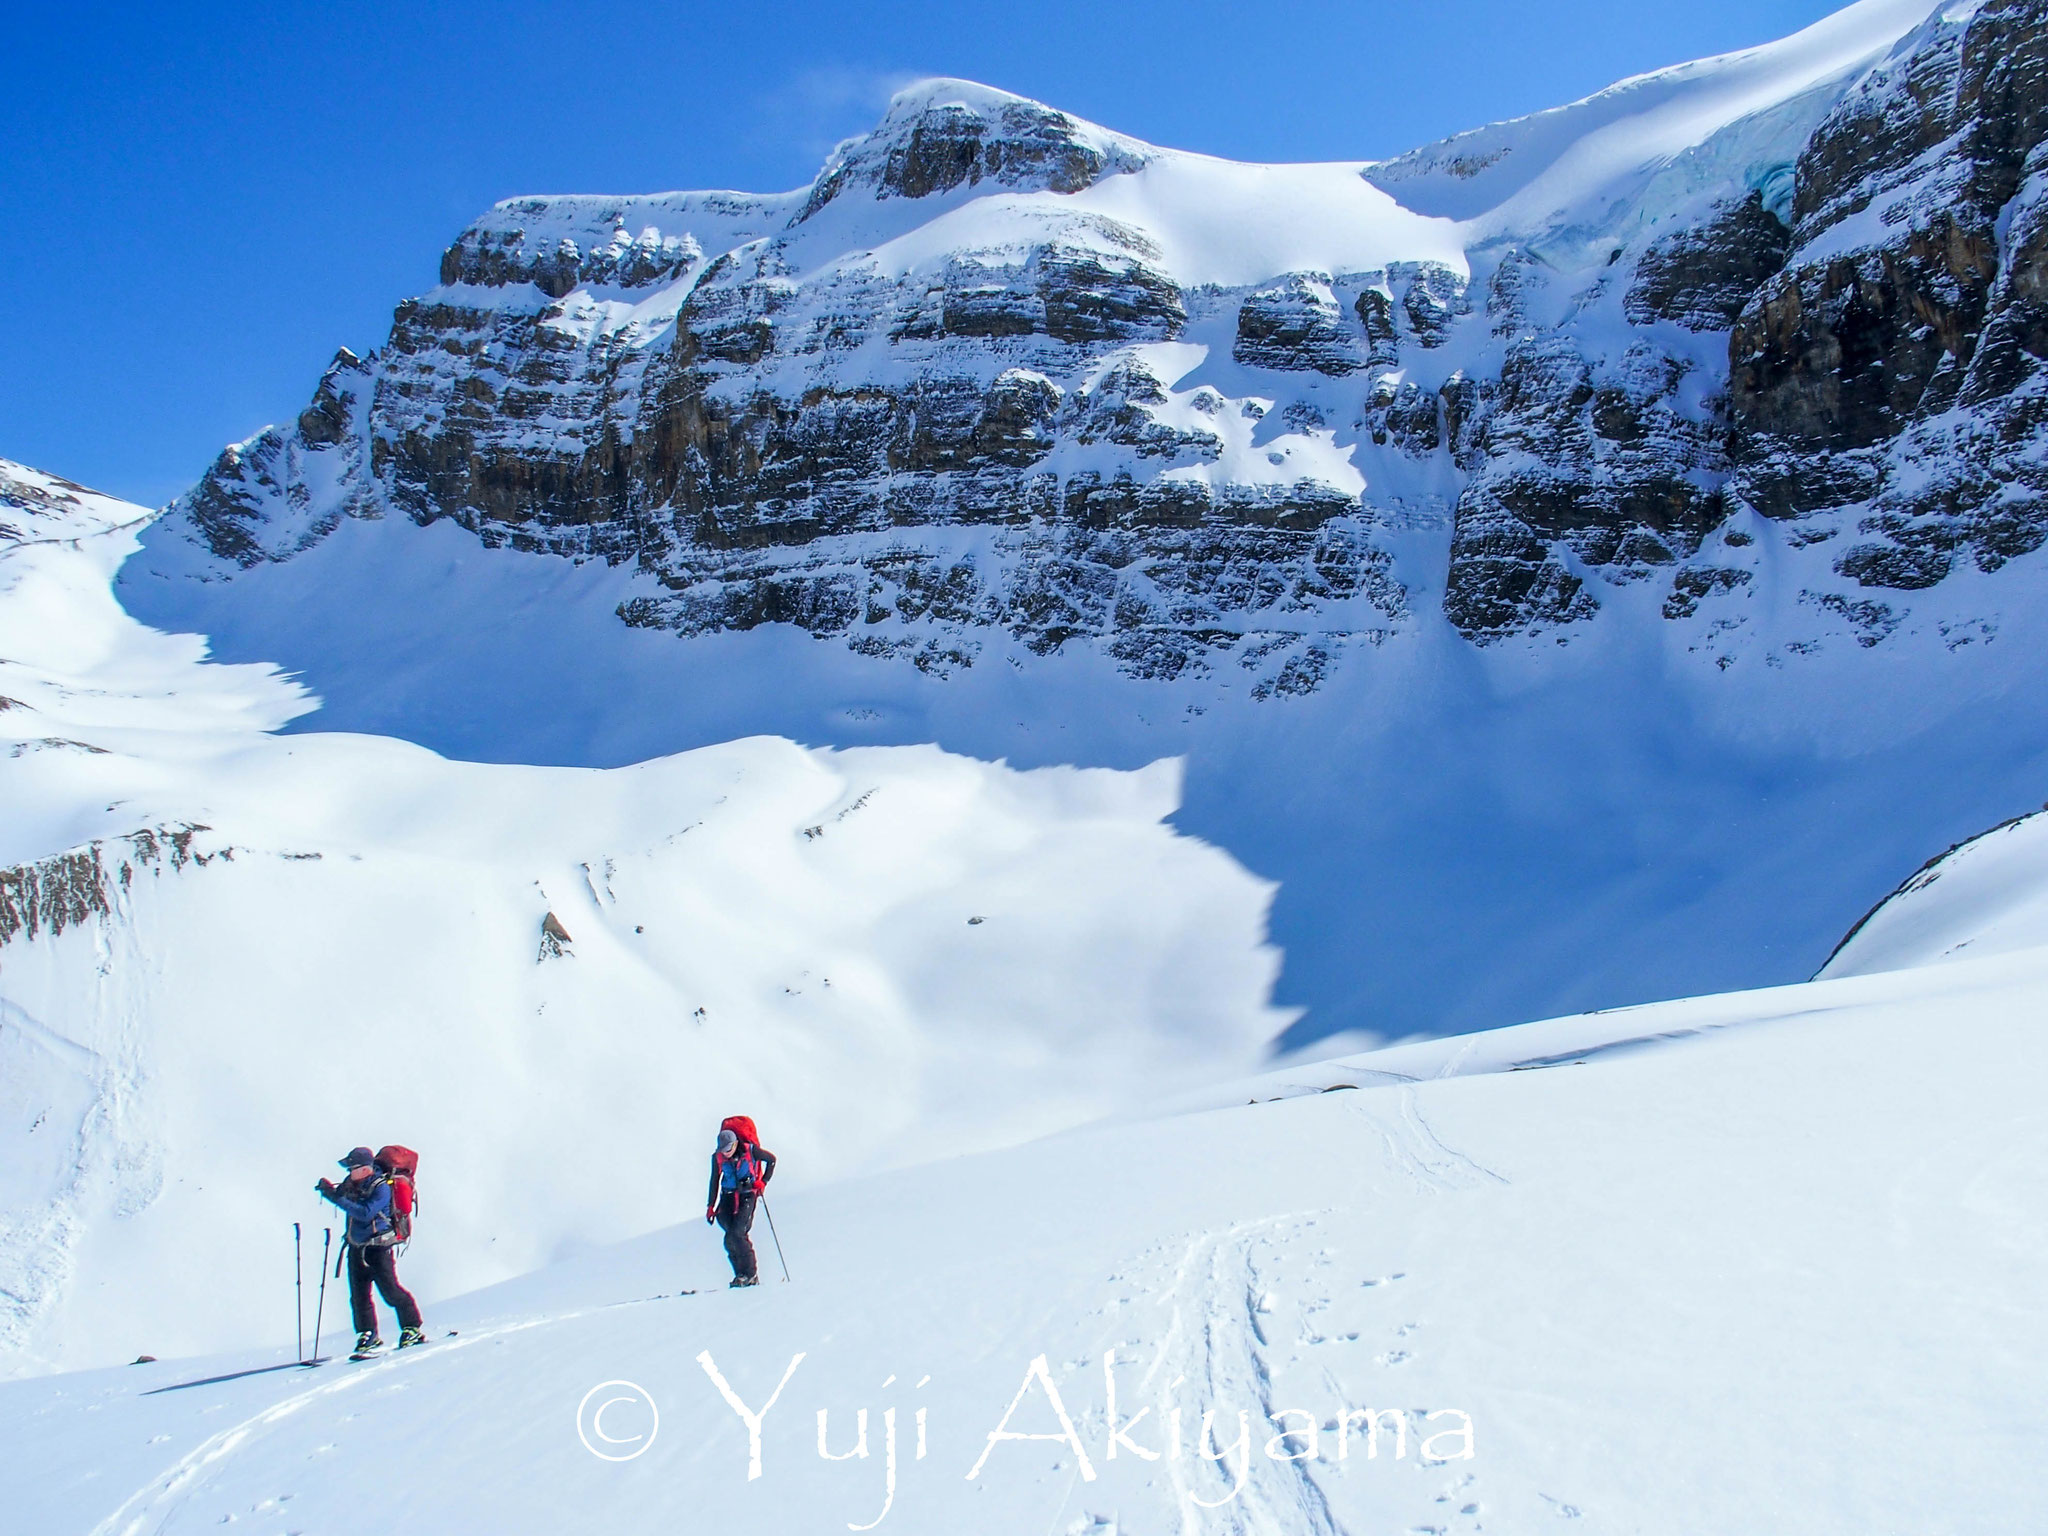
0, 461, 151, 549
1814, 805, 2045, 975
1820, 797, 2048, 976
1141, 942, 2048, 1119
1365, 0, 1928, 234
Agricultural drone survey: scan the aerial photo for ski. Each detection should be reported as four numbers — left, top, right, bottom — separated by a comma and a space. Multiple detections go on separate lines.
348, 1329, 456, 1362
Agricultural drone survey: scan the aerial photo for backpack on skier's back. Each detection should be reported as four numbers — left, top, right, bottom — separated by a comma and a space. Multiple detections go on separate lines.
375, 1144, 419, 1244
719, 1116, 760, 1151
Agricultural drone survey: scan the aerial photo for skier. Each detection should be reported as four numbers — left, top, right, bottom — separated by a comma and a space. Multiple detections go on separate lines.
706, 1120, 777, 1287
316, 1146, 425, 1354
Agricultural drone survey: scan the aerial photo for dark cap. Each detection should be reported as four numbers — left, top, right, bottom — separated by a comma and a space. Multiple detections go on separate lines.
338, 1146, 376, 1169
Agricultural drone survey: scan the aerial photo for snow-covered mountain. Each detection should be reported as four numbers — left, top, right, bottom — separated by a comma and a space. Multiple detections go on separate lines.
118, 0, 2048, 1047
147, 0, 2048, 654
7, 776, 2045, 1535
0, 460, 1289, 1373
8, 6, 2048, 1516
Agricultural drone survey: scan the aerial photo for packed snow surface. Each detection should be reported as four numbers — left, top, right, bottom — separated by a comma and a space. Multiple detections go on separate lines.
4, 875, 2044, 1534
0, 461, 1291, 1373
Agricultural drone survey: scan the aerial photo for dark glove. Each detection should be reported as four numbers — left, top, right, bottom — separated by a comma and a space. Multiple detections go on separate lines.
316, 1178, 334, 1195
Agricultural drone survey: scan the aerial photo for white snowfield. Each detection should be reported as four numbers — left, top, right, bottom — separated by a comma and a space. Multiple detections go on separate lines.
3, 824, 2043, 1534
5, 457, 2045, 1528
0, 460, 1291, 1375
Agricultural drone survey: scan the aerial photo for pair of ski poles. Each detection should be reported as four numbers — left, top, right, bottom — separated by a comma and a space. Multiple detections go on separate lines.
293, 1222, 332, 1366
299, 1198, 787, 1344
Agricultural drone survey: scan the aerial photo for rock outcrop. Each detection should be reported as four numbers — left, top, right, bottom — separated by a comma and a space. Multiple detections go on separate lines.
1725, 0, 2048, 593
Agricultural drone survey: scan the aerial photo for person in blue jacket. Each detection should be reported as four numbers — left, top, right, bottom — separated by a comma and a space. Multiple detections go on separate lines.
317, 1146, 424, 1353
705, 1127, 777, 1287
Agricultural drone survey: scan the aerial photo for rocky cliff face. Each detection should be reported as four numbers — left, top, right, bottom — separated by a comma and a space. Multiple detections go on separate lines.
1729, 0, 2048, 592
161, 5, 2048, 690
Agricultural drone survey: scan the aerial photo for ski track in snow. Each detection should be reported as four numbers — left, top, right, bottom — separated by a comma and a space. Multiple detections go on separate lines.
84, 1312, 574, 1536
1115, 1181, 1484, 1534
1350, 1087, 1509, 1198
1130, 1215, 1341, 1536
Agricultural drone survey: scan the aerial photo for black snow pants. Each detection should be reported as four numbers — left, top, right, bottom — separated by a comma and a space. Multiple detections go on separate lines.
717, 1193, 759, 1281
347, 1240, 423, 1335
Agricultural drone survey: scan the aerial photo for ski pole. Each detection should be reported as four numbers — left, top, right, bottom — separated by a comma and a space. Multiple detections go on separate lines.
294, 1222, 304, 1365
308, 1228, 331, 1366
760, 1195, 791, 1282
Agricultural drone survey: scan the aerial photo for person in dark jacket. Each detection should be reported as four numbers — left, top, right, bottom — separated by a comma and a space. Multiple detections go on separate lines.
705, 1127, 777, 1286
317, 1146, 424, 1353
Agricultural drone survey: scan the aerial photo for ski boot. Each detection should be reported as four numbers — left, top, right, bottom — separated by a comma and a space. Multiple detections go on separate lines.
397, 1326, 428, 1349
349, 1332, 385, 1360
728, 1274, 759, 1288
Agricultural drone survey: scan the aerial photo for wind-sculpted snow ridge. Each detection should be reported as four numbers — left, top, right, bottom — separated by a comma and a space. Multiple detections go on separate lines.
1819, 801, 2048, 974
0, 461, 1291, 1374
4, 843, 2044, 1534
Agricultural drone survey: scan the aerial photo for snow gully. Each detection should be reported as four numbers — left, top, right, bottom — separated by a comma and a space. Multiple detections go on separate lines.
663, 1350, 1475, 1528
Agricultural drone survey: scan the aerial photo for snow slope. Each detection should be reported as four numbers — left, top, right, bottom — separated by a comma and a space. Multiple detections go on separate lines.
1820, 803, 2048, 976
1365, 0, 1929, 237
4, 834, 2042, 1534
128, 450, 2048, 1050
0, 460, 1292, 1374
120, 0, 2048, 1054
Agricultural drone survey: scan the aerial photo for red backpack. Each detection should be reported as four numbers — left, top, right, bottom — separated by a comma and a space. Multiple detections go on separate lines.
375, 1145, 419, 1243
719, 1116, 759, 1150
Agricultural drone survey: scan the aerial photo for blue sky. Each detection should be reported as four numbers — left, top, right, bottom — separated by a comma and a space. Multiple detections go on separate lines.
6, 0, 1847, 506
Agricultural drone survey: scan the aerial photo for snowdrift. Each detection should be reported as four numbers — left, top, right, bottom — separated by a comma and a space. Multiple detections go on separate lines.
0, 461, 1291, 1373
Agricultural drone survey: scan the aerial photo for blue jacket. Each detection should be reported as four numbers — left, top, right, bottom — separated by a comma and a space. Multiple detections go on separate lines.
706, 1144, 776, 1215
321, 1175, 395, 1246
